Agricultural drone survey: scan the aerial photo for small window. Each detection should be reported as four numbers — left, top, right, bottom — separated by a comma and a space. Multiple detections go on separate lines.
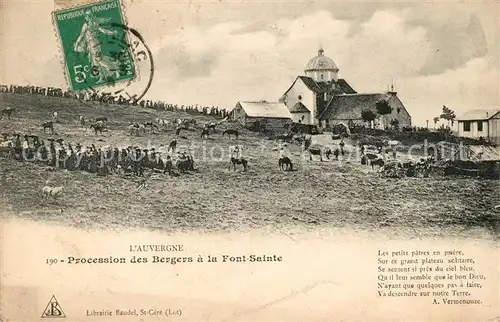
463, 121, 471, 132
397, 108, 401, 114
298, 95, 302, 101
320, 74, 324, 80
477, 121, 483, 132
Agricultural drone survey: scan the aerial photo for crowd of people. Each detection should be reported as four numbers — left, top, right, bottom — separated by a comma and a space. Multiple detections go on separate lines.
0, 84, 230, 119
2, 133, 196, 177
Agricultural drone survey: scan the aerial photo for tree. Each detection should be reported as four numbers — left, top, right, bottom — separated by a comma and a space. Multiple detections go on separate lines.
376, 100, 393, 115
361, 110, 377, 128
440, 105, 456, 128
433, 117, 439, 128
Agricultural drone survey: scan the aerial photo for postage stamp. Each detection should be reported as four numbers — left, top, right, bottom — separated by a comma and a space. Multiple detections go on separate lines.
52, 0, 135, 91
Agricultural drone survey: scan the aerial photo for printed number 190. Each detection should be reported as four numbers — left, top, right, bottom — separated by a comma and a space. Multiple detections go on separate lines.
46, 258, 58, 265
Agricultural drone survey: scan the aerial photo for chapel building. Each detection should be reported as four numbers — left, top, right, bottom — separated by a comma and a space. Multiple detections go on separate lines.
280, 49, 412, 129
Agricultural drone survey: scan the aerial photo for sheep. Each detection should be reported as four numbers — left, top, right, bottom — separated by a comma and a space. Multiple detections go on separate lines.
42, 186, 65, 199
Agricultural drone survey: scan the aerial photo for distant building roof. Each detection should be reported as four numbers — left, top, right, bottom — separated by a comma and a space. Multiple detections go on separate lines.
456, 109, 500, 121
290, 102, 310, 113
237, 101, 292, 119
319, 93, 390, 120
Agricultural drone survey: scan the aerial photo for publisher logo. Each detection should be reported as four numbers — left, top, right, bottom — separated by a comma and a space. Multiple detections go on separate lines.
41, 295, 66, 318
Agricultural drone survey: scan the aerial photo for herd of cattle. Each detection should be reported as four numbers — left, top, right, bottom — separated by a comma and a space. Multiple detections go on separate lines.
0, 106, 438, 182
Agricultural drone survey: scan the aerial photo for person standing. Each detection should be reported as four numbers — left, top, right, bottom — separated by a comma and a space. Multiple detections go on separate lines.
22, 135, 30, 161
235, 144, 242, 160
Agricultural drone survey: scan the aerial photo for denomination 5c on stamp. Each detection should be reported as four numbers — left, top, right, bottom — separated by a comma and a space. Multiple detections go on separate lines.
53, 0, 135, 90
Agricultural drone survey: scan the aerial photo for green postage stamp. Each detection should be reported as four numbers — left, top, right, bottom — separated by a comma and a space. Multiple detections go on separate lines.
53, 0, 136, 90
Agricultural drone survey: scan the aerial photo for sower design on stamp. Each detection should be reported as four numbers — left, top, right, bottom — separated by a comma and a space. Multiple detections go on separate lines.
53, 0, 135, 90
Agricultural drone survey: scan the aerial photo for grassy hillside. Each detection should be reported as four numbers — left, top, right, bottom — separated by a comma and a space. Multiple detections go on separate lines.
0, 93, 499, 239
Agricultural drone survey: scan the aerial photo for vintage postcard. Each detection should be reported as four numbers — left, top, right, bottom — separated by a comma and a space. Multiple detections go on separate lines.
0, 0, 499, 321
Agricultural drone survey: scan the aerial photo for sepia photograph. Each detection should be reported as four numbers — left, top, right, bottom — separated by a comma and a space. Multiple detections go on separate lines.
0, 0, 498, 321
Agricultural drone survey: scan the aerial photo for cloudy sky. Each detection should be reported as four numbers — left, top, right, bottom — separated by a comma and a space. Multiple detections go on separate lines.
1, 0, 498, 126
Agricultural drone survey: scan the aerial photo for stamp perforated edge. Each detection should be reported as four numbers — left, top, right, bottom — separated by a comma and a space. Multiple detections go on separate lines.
50, 0, 142, 93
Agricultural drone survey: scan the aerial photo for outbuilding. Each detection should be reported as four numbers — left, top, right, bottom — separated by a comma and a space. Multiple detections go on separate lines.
231, 101, 292, 132
456, 109, 500, 144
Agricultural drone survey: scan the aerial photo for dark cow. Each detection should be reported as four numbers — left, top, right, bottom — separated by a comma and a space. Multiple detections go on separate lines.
308, 147, 323, 161
223, 129, 239, 139
230, 157, 247, 172
90, 122, 106, 135
201, 128, 210, 139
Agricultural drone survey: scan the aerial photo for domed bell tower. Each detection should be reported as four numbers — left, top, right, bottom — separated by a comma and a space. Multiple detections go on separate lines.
304, 49, 339, 83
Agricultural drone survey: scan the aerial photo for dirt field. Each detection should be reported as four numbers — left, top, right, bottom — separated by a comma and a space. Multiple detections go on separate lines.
0, 93, 499, 240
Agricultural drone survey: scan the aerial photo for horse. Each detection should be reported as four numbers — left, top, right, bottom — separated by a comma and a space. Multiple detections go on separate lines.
144, 122, 159, 133
0, 108, 15, 120
370, 158, 385, 170
128, 124, 139, 136
276, 133, 294, 142
308, 147, 323, 161
90, 122, 105, 135
223, 129, 239, 139
201, 128, 210, 139
184, 119, 196, 128
230, 157, 247, 172
175, 127, 185, 136
362, 153, 384, 170
42, 121, 54, 134
278, 157, 293, 171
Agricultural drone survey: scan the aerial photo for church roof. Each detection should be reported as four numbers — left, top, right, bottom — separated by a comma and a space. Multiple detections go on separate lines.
337, 79, 357, 94
305, 49, 339, 72
237, 101, 292, 119
294, 76, 357, 95
299, 76, 331, 93
290, 102, 310, 113
319, 93, 391, 120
